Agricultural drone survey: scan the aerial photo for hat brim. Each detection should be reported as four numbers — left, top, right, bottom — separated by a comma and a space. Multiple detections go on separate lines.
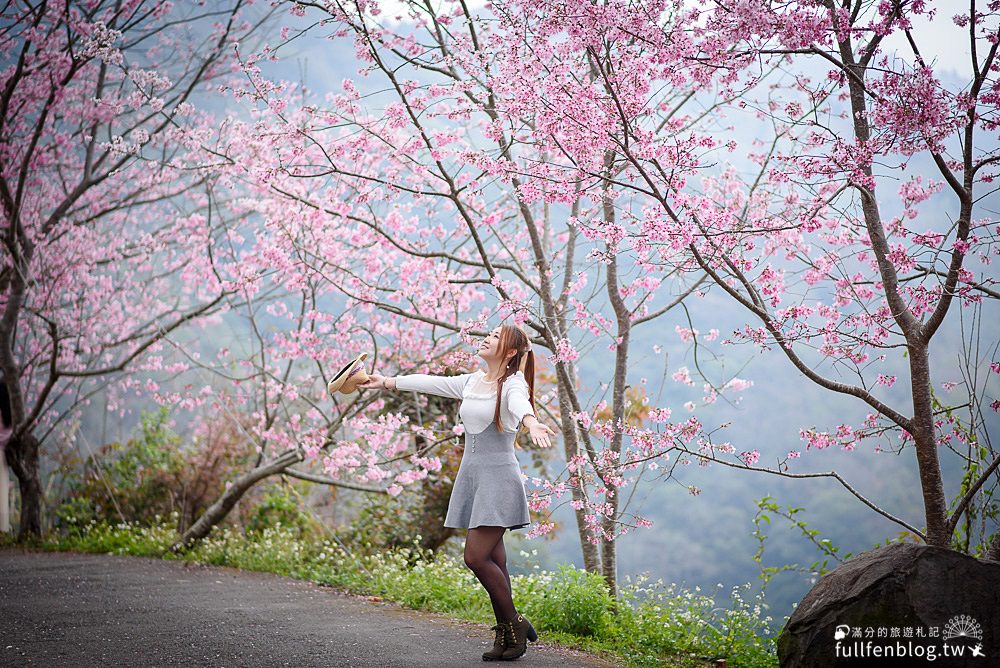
327, 353, 369, 395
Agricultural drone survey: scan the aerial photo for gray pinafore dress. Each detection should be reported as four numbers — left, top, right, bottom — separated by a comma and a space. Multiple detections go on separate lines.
444, 422, 531, 531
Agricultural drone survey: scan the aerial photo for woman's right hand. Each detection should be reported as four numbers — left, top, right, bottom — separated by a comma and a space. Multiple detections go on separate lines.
358, 373, 393, 390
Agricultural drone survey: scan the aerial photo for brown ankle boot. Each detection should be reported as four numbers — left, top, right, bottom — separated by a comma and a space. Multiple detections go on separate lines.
500, 614, 538, 660
482, 623, 508, 661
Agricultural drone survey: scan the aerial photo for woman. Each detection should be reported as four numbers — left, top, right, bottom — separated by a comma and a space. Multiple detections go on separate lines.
359, 323, 555, 661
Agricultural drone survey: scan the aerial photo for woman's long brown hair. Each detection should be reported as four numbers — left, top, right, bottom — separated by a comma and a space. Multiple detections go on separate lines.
493, 324, 535, 432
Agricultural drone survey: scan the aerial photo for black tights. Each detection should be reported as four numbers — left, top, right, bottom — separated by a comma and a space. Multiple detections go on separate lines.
464, 526, 517, 624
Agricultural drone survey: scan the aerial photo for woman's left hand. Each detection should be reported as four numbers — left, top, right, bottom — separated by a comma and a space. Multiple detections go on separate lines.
525, 419, 556, 448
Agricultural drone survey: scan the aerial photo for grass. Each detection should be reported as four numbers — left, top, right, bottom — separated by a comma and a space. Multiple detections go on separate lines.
3, 516, 778, 668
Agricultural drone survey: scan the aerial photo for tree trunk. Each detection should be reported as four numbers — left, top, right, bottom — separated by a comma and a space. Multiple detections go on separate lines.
599, 506, 618, 600
170, 450, 301, 552
600, 323, 627, 599
831, 21, 952, 549
1, 441, 10, 533
5, 432, 43, 538
557, 367, 602, 575
907, 342, 950, 547
598, 332, 627, 599
600, 178, 629, 600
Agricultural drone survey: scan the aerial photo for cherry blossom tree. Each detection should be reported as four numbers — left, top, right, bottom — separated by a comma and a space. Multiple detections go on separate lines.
164, 256, 476, 549
454, 0, 999, 559
0, 0, 262, 537
580, 0, 1000, 557
213, 0, 775, 597
0, 0, 458, 541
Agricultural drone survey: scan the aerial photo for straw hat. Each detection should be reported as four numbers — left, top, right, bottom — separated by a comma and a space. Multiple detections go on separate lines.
327, 353, 370, 396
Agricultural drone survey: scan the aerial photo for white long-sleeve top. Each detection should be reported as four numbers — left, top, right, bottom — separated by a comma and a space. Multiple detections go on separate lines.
395, 370, 535, 434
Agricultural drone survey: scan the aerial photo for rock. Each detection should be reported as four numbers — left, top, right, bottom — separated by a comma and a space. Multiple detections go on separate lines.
778, 542, 1000, 667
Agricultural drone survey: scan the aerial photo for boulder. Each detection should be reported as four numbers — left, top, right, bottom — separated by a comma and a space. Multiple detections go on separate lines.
778, 542, 1000, 667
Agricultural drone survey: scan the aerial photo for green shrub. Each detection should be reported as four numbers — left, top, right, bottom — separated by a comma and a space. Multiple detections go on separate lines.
53, 408, 255, 534
526, 563, 614, 637
43, 516, 178, 557
339, 481, 458, 556
187, 523, 313, 575
54, 410, 186, 528
54, 496, 98, 534
702, 585, 777, 668
245, 484, 322, 538
609, 575, 777, 668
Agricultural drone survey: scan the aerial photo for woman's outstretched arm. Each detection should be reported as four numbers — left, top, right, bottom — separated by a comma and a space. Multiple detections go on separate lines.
505, 375, 556, 447
359, 372, 473, 399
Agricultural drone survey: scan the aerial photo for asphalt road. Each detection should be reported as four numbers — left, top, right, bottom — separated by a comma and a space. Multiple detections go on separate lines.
0, 549, 617, 668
